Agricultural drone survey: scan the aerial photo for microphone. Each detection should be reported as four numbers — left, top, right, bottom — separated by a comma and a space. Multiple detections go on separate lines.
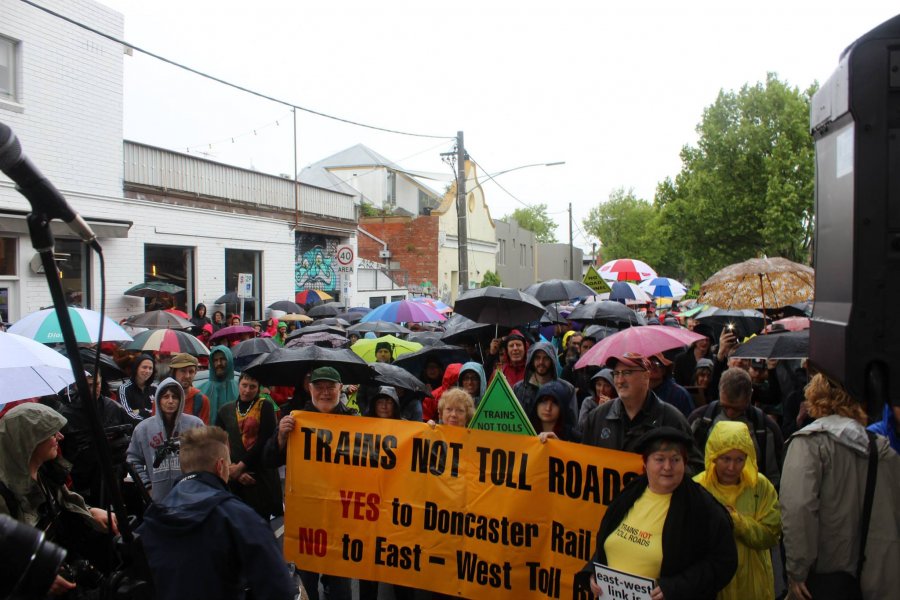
0, 122, 100, 251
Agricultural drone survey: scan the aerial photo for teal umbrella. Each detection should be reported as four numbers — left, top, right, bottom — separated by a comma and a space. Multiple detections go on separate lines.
123, 281, 185, 298
9, 307, 132, 344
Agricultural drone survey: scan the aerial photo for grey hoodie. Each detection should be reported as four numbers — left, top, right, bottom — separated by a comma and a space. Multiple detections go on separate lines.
126, 377, 204, 502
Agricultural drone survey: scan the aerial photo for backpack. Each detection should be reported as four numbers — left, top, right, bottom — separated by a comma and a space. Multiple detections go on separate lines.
692, 401, 768, 471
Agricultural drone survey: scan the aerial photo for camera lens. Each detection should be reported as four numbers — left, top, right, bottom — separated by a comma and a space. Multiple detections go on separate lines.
0, 514, 67, 599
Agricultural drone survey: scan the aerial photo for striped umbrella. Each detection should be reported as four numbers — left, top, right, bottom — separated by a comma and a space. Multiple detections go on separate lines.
639, 277, 687, 300
125, 329, 210, 356
9, 307, 133, 344
410, 297, 453, 313
609, 282, 653, 304
360, 300, 447, 324
295, 289, 333, 305
598, 259, 657, 283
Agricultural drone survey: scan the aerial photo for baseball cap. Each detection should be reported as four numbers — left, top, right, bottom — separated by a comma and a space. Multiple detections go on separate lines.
310, 366, 342, 383
169, 353, 199, 369
608, 352, 651, 371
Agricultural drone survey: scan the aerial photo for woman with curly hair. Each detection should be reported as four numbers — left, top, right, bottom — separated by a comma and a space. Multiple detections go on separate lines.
780, 373, 900, 600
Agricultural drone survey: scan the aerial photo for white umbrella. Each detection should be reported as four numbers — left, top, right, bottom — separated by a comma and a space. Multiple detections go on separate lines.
8, 307, 132, 344
0, 331, 76, 405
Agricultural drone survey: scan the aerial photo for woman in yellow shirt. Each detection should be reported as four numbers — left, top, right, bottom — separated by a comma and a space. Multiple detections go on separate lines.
694, 420, 781, 600
586, 427, 737, 600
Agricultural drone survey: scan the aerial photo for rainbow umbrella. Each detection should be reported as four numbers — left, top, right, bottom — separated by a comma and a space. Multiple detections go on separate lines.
9, 307, 132, 344
126, 329, 210, 356
295, 289, 333, 305
410, 297, 453, 313
360, 300, 447, 324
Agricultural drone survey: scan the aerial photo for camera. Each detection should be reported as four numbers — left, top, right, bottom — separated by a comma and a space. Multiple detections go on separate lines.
0, 514, 67, 600
152, 438, 181, 469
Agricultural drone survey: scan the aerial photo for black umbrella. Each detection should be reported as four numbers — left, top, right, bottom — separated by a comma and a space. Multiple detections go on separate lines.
215, 292, 257, 305
243, 346, 374, 386
568, 301, 643, 326
317, 317, 351, 327
123, 281, 185, 298
268, 300, 304, 314
732, 330, 808, 360
286, 323, 347, 339
780, 301, 813, 318
541, 305, 571, 325
125, 310, 194, 330
232, 337, 278, 369
370, 362, 430, 395
440, 313, 510, 344
523, 279, 596, 305
58, 347, 125, 380
407, 331, 444, 346
695, 308, 766, 341
334, 311, 363, 323
453, 286, 545, 328
308, 302, 344, 318
582, 324, 619, 341
393, 344, 471, 378
348, 321, 411, 335
285, 332, 349, 349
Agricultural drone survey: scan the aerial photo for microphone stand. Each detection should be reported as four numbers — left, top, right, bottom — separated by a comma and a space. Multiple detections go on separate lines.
25, 211, 134, 543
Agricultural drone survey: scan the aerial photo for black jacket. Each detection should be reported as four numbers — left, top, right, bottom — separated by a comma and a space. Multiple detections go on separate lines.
580, 475, 737, 600
263, 399, 359, 468
138, 471, 295, 600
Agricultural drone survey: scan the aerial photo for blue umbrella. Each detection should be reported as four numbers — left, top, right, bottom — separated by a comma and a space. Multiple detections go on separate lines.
609, 282, 652, 304
639, 277, 687, 299
360, 300, 447, 324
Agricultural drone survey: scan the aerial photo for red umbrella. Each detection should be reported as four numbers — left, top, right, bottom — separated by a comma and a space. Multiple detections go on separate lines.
125, 329, 210, 356
209, 325, 256, 344
295, 290, 333, 305
164, 308, 190, 319
598, 259, 657, 282
575, 325, 704, 369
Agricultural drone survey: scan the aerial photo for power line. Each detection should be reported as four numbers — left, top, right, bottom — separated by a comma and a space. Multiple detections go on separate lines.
468, 156, 538, 211
21, 0, 454, 140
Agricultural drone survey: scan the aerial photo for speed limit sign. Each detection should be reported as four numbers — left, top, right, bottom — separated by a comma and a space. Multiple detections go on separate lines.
336, 245, 354, 266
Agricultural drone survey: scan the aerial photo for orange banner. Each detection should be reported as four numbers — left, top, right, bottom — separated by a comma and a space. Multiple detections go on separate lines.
284, 412, 643, 599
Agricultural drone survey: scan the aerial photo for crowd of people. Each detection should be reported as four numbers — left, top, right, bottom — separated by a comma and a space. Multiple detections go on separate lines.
1, 297, 898, 600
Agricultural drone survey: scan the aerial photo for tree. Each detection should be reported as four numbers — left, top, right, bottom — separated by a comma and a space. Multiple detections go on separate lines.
480, 270, 502, 287
582, 187, 665, 269
656, 73, 816, 281
504, 204, 558, 243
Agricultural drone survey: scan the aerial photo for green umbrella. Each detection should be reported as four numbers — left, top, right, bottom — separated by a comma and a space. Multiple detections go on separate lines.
124, 281, 185, 298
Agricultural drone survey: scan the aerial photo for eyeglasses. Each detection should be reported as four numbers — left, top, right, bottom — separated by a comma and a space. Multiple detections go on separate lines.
611, 369, 645, 378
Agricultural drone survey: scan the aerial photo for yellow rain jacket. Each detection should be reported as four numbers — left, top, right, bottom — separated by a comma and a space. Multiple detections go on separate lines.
694, 421, 781, 600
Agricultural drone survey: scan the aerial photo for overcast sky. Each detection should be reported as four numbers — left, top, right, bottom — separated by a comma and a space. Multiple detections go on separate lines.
96, 0, 896, 252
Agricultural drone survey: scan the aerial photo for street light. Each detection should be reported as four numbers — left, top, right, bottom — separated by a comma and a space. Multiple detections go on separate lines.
470, 161, 566, 192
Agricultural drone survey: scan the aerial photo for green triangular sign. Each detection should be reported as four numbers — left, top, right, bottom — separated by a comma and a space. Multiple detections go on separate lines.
468, 371, 536, 436
583, 264, 611, 294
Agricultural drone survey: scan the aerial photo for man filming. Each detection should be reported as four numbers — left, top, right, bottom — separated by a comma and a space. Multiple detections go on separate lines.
138, 426, 295, 600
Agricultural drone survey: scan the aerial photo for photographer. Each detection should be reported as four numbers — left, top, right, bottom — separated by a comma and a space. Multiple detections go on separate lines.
126, 377, 204, 503
0, 403, 118, 596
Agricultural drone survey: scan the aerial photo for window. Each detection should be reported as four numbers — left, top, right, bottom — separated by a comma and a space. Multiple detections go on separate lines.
519, 243, 527, 266
0, 237, 15, 275
225, 248, 261, 321
369, 296, 386, 309
498, 239, 506, 266
391, 294, 405, 303
144, 244, 193, 312
0, 36, 17, 102
56, 239, 91, 307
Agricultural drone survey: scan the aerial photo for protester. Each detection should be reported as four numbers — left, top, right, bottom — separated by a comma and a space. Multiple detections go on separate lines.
168, 352, 211, 424
229, 314, 242, 326
190, 302, 212, 334
117, 353, 157, 421
690, 357, 715, 407
513, 341, 577, 420
212, 310, 226, 332
265, 366, 357, 600
430, 388, 475, 427
421, 357, 445, 393
0, 403, 118, 596
273, 321, 289, 347
374, 341, 394, 364
581, 353, 703, 474
694, 421, 781, 600
458, 361, 487, 405
648, 353, 695, 417
867, 398, 899, 454
198, 345, 239, 417
138, 426, 295, 600
422, 362, 462, 423
488, 330, 528, 386
576, 368, 616, 431
216, 371, 282, 520
673, 323, 715, 386
688, 368, 784, 488
781, 373, 900, 599
127, 377, 204, 502
583, 427, 737, 600
530, 380, 580, 442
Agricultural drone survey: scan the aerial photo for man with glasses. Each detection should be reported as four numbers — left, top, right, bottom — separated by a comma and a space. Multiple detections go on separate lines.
581, 353, 702, 474
688, 367, 784, 487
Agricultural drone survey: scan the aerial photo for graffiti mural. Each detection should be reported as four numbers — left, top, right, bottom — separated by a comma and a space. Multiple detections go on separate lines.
295, 234, 339, 292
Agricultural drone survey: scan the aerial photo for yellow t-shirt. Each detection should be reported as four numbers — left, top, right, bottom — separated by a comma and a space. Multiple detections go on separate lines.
603, 489, 671, 580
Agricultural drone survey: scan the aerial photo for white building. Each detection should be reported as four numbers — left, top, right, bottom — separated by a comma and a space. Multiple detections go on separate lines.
0, 0, 358, 324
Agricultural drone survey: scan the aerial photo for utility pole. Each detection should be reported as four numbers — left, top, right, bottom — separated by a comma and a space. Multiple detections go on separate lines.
568, 202, 574, 279
456, 131, 469, 293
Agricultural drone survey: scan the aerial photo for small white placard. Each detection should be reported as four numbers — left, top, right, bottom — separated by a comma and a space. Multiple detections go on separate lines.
593, 563, 655, 600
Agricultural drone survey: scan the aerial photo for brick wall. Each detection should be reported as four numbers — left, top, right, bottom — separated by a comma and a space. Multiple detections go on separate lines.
359, 216, 439, 287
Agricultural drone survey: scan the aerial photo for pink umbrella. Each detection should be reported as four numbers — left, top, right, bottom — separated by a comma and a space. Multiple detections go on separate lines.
575, 325, 704, 369
209, 325, 255, 344
766, 316, 810, 332
599, 259, 657, 282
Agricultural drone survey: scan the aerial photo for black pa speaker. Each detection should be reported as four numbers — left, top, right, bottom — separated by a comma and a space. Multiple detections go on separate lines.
810, 14, 900, 420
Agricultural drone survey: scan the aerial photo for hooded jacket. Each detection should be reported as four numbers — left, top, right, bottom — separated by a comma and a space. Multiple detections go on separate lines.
365, 386, 403, 419
118, 353, 157, 421
867, 403, 899, 454
0, 403, 97, 530
781, 415, 900, 598
458, 361, 487, 405
513, 342, 578, 423
422, 363, 463, 422
694, 421, 781, 600
138, 470, 295, 600
127, 378, 204, 502
198, 345, 239, 418
529, 379, 580, 442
